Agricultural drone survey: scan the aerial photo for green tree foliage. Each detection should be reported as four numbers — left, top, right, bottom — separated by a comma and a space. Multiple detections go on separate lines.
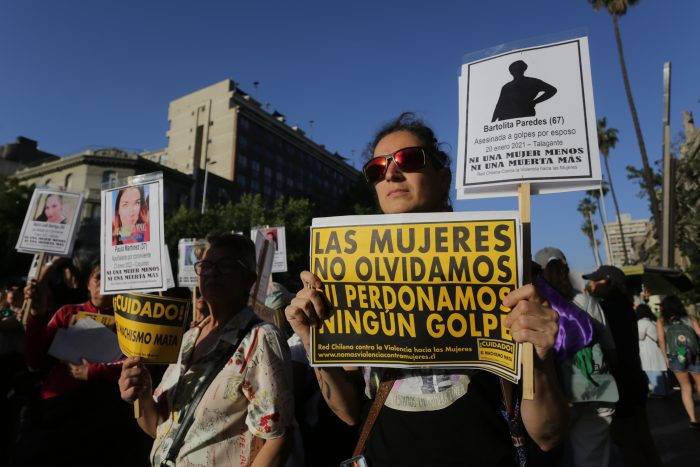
164, 193, 313, 291
0, 176, 35, 281
674, 133, 700, 302
625, 160, 662, 213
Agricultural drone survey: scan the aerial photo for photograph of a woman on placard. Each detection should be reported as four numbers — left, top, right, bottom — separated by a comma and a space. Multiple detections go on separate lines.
34, 194, 67, 224
111, 185, 150, 245
263, 228, 278, 251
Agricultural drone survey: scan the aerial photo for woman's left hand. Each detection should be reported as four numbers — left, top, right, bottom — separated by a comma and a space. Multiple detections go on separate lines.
68, 358, 90, 381
502, 284, 558, 361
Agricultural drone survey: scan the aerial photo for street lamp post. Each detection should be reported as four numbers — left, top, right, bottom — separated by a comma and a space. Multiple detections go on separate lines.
201, 158, 217, 214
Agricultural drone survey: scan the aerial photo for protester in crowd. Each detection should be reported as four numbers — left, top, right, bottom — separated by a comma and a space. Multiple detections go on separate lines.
34, 194, 66, 224
0, 284, 26, 467
534, 247, 617, 467
112, 186, 150, 245
636, 304, 668, 397
285, 113, 568, 466
583, 265, 663, 467
15, 260, 141, 466
120, 233, 294, 466
656, 295, 700, 428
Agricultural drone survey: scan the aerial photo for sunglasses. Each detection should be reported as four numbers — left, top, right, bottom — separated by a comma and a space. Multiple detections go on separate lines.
362, 147, 440, 184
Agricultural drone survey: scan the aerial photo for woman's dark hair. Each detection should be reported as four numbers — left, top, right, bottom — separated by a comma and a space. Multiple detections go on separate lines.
540, 259, 575, 300
366, 112, 452, 209
660, 295, 687, 322
636, 304, 657, 322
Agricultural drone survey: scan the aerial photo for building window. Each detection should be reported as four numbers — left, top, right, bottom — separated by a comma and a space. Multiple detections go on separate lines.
239, 135, 248, 149
238, 174, 247, 187
238, 153, 248, 169
64, 173, 73, 190
251, 180, 260, 192
239, 117, 250, 130
251, 161, 260, 174
102, 171, 118, 187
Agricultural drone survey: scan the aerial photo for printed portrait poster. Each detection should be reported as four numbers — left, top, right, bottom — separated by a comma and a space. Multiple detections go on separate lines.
456, 35, 602, 199
309, 211, 523, 382
178, 238, 206, 288
250, 226, 287, 273
101, 174, 166, 294
113, 292, 190, 363
16, 188, 83, 256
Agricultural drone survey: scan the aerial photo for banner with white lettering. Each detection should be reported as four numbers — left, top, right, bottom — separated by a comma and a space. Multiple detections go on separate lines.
457, 35, 601, 198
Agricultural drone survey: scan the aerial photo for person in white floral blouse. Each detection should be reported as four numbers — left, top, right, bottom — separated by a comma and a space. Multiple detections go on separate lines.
120, 233, 294, 466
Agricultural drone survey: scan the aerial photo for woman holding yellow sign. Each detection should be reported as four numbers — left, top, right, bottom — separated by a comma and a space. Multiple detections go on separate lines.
120, 233, 294, 466
285, 113, 568, 466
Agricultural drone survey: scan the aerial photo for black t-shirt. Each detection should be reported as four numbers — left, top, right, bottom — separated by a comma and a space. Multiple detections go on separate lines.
599, 293, 647, 413
364, 371, 517, 467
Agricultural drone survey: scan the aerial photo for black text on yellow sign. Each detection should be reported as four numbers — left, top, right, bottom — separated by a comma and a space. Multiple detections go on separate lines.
113, 292, 190, 364
310, 219, 521, 381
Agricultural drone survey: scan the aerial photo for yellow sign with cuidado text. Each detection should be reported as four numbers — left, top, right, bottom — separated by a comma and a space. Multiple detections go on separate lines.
309, 211, 522, 382
113, 292, 190, 363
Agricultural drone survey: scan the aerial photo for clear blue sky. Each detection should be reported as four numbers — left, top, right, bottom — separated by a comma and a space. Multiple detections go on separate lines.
2, 0, 698, 274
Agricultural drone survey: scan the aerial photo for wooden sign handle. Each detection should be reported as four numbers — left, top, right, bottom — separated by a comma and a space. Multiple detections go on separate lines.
518, 183, 534, 400
21, 252, 48, 326
134, 399, 142, 418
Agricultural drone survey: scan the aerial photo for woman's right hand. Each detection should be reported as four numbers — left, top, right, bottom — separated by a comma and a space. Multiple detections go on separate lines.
23, 279, 47, 317
284, 271, 328, 347
119, 357, 152, 403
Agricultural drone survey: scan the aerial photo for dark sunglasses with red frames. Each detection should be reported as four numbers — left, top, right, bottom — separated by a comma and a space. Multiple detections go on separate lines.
362, 146, 446, 184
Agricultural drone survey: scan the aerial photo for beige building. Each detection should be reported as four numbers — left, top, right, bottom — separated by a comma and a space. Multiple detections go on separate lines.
604, 213, 651, 266
154, 79, 359, 212
9, 78, 360, 248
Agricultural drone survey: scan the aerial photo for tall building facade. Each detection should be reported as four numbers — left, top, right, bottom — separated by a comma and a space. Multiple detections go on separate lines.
155, 79, 360, 213
604, 213, 651, 266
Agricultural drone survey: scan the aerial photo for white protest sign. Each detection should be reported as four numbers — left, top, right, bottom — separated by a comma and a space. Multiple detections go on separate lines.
457, 35, 601, 199
177, 238, 201, 288
163, 246, 175, 290
251, 231, 274, 309
16, 188, 83, 256
100, 173, 166, 294
250, 226, 287, 273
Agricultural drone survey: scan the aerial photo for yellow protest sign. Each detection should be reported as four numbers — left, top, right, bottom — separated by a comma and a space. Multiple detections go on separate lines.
310, 211, 522, 382
113, 292, 190, 363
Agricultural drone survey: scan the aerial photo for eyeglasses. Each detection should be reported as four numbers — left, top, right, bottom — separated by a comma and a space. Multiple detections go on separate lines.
194, 259, 249, 276
362, 147, 439, 184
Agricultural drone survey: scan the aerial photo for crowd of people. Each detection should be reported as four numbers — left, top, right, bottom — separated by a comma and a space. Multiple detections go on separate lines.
1, 113, 699, 466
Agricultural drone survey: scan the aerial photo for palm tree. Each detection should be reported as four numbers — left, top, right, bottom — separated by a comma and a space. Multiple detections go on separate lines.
596, 118, 630, 264
586, 181, 611, 263
578, 196, 603, 266
589, 0, 661, 230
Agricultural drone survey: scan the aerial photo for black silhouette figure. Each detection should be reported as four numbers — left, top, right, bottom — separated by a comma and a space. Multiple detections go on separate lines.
491, 60, 557, 122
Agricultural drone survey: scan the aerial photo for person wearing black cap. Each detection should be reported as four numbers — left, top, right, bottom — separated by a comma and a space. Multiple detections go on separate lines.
583, 265, 662, 467
535, 248, 618, 467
